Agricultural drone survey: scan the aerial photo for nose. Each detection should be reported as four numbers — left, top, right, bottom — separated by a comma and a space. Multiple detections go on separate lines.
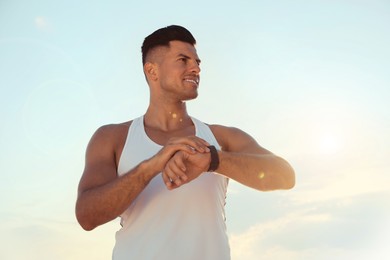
190, 60, 201, 74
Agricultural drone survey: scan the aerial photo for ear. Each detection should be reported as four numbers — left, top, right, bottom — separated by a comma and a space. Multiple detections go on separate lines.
144, 62, 158, 81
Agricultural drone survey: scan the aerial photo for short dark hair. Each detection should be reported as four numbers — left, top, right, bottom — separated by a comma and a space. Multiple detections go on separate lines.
141, 25, 196, 65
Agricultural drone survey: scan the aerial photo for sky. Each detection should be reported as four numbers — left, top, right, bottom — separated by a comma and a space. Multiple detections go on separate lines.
1, 0, 390, 259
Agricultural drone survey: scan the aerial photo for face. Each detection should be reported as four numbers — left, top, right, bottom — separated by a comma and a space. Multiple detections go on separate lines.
154, 41, 201, 101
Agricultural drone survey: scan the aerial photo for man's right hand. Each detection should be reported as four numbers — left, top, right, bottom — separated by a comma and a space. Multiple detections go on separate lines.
146, 136, 211, 176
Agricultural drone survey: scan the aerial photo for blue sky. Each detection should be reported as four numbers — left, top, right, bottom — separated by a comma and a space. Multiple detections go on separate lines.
1, 0, 390, 259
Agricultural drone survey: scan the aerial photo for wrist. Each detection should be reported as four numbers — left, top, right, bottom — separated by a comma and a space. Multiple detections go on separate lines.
139, 159, 160, 179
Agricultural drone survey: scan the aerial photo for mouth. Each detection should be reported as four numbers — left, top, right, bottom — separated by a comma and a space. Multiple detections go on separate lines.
184, 77, 200, 87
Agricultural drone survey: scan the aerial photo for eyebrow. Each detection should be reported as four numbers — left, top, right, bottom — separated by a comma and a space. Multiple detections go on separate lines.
177, 53, 201, 64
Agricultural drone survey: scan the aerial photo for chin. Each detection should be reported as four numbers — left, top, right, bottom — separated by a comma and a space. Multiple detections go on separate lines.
184, 93, 198, 101
180, 91, 198, 101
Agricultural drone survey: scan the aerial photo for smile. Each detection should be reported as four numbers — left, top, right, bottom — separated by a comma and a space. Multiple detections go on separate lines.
184, 78, 199, 86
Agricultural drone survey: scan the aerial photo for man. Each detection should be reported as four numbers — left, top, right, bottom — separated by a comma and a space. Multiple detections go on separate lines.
76, 25, 295, 260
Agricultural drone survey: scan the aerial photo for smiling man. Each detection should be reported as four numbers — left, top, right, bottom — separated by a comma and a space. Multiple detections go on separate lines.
75, 25, 295, 260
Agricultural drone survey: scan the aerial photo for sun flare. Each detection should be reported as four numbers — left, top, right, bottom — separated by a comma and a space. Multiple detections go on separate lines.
318, 133, 342, 155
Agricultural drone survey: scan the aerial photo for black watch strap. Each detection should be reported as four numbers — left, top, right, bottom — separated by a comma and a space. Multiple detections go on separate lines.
207, 145, 219, 172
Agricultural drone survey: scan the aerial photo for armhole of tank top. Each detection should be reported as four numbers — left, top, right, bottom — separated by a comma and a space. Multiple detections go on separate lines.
192, 118, 229, 186
117, 118, 137, 175
191, 117, 221, 150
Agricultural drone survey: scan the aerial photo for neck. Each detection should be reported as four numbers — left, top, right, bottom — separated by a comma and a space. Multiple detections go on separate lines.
144, 101, 192, 131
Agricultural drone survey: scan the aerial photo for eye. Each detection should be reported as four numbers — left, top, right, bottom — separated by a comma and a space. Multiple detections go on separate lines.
178, 57, 187, 63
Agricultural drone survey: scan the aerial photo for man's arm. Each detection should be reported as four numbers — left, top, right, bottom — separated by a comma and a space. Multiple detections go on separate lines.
75, 124, 209, 231
211, 124, 295, 191
162, 125, 295, 191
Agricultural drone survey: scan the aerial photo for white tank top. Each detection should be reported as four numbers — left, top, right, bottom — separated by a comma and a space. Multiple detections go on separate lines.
113, 116, 230, 260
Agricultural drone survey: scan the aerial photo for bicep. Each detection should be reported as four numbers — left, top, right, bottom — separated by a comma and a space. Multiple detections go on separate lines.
77, 128, 118, 195
212, 125, 272, 155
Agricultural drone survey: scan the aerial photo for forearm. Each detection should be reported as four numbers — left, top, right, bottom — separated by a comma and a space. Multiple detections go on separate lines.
217, 151, 295, 191
76, 160, 157, 230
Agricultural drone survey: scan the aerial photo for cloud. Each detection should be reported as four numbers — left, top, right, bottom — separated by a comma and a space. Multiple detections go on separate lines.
229, 191, 390, 260
0, 218, 118, 260
289, 164, 390, 205
229, 209, 332, 260
34, 16, 53, 32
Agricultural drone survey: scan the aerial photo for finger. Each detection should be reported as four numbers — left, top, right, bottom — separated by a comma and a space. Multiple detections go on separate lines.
174, 156, 188, 181
191, 137, 211, 152
162, 172, 179, 190
162, 163, 183, 187
161, 171, 172, 187
165, 143, 197, 156
162, 173, 179, 191
151, 138, 210, 174
167, 162, 186, 186
197, 137, 211, 147
154, 144, 195, 168
168, 136, 210, 153
186, 137, 210, 153
169, 157, 188, 183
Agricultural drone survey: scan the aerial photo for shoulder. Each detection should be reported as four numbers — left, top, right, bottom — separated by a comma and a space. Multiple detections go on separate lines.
93, 121, 132, 140
87, 120, 133, 152
94, 121, 132, 136
208, 124, 239, 140
208, 124, 268, 154
208, 124, 247, 151
209, 123, 250, 134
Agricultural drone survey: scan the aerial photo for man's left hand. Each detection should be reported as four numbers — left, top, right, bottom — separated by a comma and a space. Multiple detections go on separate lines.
162, 150, 211, 190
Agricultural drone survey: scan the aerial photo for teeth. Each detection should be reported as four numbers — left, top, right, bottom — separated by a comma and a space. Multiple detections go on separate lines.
185, 79, 198, 85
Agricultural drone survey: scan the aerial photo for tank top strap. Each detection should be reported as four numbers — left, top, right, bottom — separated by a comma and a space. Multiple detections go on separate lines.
191, 117, 221, 150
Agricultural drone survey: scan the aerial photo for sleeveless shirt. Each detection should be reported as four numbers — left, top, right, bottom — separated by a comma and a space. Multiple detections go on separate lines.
112, 116, 231, 260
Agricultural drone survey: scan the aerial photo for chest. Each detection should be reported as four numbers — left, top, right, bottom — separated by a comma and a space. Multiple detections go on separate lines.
144, 125, 196, 146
